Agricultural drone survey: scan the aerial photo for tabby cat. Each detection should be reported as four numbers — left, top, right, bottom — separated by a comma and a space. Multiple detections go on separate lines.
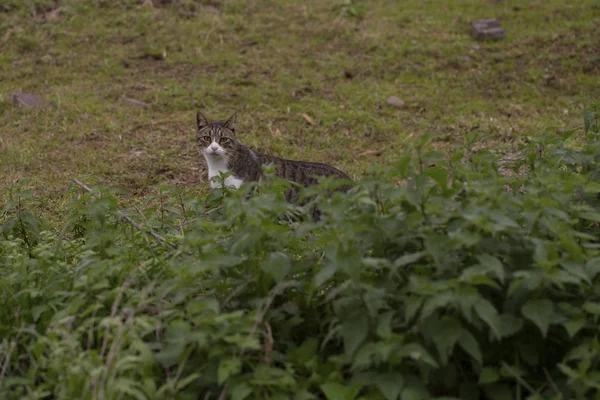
196, 112, 352, 204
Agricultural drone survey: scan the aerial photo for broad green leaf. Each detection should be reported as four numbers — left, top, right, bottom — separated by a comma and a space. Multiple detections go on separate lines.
424, 167, 448, 189
522, 299, 554, 337
261, 252, 291, 282
186, 298, 220, 315
363, 289, 387, 317
450, 150, 464, 163
32, 305, 47, 322
478, 368, 499, 384
223, 334, 260, 350
155, 343, 185, 368
558, 363, 581, 380
321, 382, 349, 400
564, 342, 591, 362
164, 320, 192, 343
473, 299, 501, 339
496, 314, 524, 339
579, 211, 600, 222
175, 373, 201, 390
375, 341, 396, 362
429, 317, 463, 365
476, 254, 505, 284
398, 343, 438, 368
404, 297, 423, 324
451, 229, 481, 247
459, 265, 501, 288
315, 264, 337, 287
342, 312, 369, 360
585, 257, 600, 278
395, 155, 412, 176
563, 318, 586, 338
559, 231, 584, 261
583, 302, 600, 315
457, 291, 480, 324
231, 383, 253, 400
420, 292, 454, 321
489, 211, 519, 229
113, 378, 147, 400
458, 330, 482, 365
375, 373, 404, 400
252, 365, 296, 387
376, 312, 393, 339
352, 342, 377, 370
346, 382, 365, 399
218, 358, 242, 385
394, 252, 426, 268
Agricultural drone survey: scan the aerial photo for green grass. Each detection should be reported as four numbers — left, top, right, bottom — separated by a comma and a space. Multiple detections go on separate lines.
1, 0, 599, 204
2, 2, 600, 397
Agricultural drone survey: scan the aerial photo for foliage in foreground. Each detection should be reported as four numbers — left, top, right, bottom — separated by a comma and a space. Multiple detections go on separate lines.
2, 109, 600, 399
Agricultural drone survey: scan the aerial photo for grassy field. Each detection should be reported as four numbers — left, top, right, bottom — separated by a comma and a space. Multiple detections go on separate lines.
3, 2, 600, 398
1, 0, 599, 203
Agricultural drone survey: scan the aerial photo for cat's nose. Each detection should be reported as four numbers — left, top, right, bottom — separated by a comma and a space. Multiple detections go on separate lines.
210, 144, 218, 151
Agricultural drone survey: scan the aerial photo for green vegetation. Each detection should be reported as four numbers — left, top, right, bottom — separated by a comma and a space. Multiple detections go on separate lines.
2, 0, 600, 399
2, 107, 600, 399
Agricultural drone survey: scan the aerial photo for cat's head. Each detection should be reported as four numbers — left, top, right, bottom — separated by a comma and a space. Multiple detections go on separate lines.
196, 112, 239, 157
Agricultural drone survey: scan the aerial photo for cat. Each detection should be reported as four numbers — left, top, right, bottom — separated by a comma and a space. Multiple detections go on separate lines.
196, 111, 352, 206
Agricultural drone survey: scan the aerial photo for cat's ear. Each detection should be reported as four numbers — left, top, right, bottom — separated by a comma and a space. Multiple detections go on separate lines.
196, 112, 209, 129
224, 112, 237, 131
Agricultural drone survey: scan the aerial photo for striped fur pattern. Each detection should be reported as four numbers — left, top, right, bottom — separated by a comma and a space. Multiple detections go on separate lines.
196, 112, 352, 203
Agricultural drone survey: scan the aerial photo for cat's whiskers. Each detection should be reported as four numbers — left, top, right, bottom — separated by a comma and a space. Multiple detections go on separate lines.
220, 149, 232, 164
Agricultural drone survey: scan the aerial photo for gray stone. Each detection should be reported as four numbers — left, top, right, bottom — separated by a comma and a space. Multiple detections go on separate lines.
458, 55, 472, 64
471, 19, 506, 41
122, 97, 150, 108
12, 92, 47, 108
202, 5, 221, 15
39, 54, 54, 64
386, 96, 405, 108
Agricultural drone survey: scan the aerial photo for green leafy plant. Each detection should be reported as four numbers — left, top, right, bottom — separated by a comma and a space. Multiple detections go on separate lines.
1, 106, 600, 399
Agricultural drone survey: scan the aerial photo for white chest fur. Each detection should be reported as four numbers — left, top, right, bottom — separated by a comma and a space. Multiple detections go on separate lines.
204, 154, 244, 189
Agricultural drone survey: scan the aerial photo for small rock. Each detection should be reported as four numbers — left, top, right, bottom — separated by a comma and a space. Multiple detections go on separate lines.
39, 54, 53, 64
122, 97, 150, 108
386, 96, 405, 108
471, 19, 506, 41
202, 5, 221, 15
458, 55, 472, 64
43, 7, 61, 21
12, 92, 47, 108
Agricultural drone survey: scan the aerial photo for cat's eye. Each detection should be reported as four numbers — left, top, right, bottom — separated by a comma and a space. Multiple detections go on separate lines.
219, 138, 229, 144
202, 136, 211, 142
